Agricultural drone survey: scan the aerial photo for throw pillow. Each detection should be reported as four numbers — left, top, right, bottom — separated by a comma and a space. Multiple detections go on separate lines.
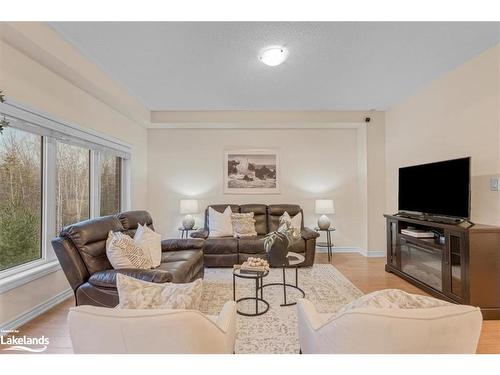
279, 211, 302, 233
231, 212, 257, 237
134, 224, 162, 268
116, 273, 203, 310
335, 289, 452, 315
106, 231, 153, 270
208, 206, 234, 237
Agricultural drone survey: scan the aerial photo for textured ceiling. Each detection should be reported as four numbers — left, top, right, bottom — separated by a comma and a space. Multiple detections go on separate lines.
48, 22, 500, 111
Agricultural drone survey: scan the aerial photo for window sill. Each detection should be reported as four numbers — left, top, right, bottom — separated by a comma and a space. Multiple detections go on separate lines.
0, 260, 62, 294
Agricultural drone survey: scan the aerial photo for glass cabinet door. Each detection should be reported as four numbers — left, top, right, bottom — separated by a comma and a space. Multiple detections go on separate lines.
445, 232, 466, 301
388, 220, 399, 267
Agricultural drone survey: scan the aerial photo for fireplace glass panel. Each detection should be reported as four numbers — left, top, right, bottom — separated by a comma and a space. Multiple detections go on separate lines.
400, 238, 443, 292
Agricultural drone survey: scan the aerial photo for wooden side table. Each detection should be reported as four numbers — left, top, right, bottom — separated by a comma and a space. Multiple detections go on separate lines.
178, 227, 198, 239
315, 227, 336, 262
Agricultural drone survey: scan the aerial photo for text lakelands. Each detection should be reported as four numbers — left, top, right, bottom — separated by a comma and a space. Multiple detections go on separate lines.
1, 335, 49, 345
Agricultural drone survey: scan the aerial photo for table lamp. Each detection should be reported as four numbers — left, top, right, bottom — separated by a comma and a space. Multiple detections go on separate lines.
315, 199, 335, 230
180, 199, 199, 230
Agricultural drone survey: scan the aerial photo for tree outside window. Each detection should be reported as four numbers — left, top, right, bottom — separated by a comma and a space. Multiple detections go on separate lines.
0, 127, 42, 271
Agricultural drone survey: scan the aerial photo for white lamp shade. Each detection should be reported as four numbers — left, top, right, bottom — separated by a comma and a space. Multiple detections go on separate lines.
315, 199, 335, 215
180, 199, 199, 214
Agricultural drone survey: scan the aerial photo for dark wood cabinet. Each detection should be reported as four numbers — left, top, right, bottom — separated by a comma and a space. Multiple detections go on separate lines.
385, 214, 500, 319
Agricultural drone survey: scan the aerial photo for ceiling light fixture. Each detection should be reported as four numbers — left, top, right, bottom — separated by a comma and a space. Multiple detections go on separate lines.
259, 46, 289, 67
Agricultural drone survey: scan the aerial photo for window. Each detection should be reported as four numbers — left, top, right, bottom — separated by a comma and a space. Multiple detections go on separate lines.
100, 153, 121, 216
0, 127, 42, 271
56, 142, 90, 234
0, 101, 131, 287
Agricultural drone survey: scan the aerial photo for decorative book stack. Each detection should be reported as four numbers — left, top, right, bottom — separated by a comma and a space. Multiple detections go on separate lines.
401, 228, 435, 238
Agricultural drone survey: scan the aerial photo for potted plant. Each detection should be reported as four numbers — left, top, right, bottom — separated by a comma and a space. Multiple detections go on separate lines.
263, 217, 301, 266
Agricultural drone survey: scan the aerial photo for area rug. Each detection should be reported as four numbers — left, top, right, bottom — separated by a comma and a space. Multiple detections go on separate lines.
199, 264, 363, 354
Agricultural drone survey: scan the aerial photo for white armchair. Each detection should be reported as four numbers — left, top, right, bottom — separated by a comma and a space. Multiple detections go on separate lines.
68, 301, 237, 354
297, 291, 483, 354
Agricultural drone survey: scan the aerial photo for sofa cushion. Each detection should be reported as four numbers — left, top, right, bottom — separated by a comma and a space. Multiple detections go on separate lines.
117, 210, 155, 237
88, 269, 172, 289
288, 238, 306, 253
161, 239, 204, 251
268, 205, 303, 232
204, 238, 238, 254
157, 250, 204, 283
240, 204, 267, 235
161, 249, 203, 263
238, 236, 267, 254
61, 215, 123, 274
76, 282, 119, 307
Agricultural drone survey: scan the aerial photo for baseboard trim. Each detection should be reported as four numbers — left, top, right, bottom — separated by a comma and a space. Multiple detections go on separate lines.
316, 246, 385, 258
359, 249, 386, 258
0, 288, 73, 335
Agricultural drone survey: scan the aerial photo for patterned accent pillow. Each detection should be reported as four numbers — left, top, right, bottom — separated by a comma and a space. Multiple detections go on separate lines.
134, 224, 162, 268
335, 289, 452, 315
231, 212, 257, 237
278, 211, 301, 238
106, 231, 153, 270
116, 273, 203, 310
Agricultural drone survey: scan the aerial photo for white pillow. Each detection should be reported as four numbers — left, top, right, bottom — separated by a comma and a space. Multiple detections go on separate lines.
280, 211, 302, 232
335, 289, 452, 316
106, 231, 153, 270
208, 206, 234, 237
116, 273, 203, 310
134, 224, 162, 268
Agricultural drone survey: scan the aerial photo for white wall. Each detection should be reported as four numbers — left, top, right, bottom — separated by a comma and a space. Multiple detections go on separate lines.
147, 121, 386, 253
385, 44, 500, 225
0, 29, 149, 327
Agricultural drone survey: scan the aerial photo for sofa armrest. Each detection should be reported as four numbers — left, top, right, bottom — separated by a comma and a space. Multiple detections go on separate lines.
215, 301, 237, 333
297, 298, 326, 331
215, 300, 237, 354
301, 228, 320, 241
88, 268, 172, 289
190, 230, 209, 239
161, 238, 205, 252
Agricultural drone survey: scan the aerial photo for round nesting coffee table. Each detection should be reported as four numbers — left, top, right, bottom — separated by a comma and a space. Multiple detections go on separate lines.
259, 252, 306, 307
232, 268, 270, 316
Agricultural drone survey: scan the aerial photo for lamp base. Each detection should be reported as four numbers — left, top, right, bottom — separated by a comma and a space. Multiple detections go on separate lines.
182, 214, 195, 230
317, 215, 331, 230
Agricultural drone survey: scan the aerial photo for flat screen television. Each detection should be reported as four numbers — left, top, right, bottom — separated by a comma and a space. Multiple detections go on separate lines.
398, 157, 471, 219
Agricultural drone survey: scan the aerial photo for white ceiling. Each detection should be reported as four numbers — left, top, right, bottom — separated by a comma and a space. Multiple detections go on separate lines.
48, 22, 500, 111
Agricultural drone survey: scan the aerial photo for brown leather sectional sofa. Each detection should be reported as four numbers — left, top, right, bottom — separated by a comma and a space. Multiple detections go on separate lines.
191, 204, 319, 267
52, 210, 204, 307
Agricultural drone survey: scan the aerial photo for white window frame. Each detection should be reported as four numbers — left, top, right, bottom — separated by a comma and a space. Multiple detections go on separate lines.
0, 100, 132, 293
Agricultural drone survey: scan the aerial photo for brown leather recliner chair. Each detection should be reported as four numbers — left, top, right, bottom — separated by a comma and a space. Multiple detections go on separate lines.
52, 210, 204, 307
191, 204, 319, 267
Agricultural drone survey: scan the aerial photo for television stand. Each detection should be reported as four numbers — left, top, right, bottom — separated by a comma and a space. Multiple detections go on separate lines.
385, 214, 500, 319
395, 212, 472, 226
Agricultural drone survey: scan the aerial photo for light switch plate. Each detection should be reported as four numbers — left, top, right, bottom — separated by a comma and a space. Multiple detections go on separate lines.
490, 177, 499, 191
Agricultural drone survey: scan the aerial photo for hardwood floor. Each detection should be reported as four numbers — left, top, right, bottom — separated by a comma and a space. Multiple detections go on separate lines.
1, 253, 498, 354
